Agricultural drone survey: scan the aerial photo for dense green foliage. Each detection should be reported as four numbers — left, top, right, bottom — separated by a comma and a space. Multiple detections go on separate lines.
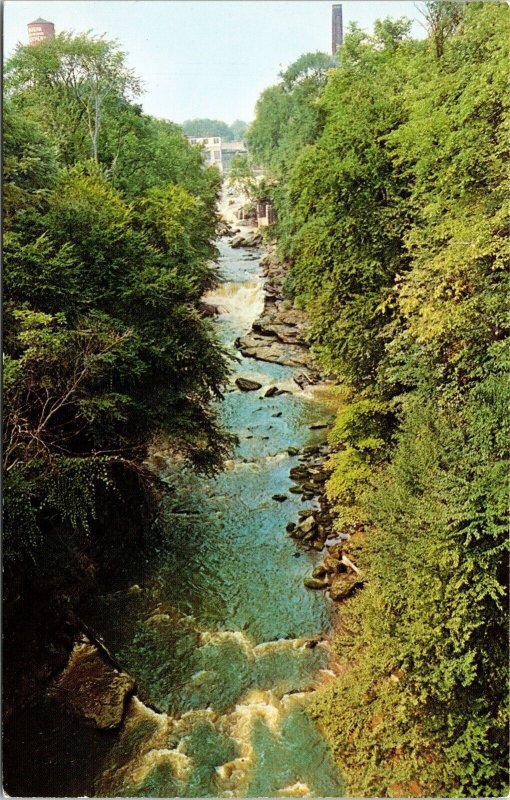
248, 3, 509, 795
3, 33, 231, 571
181, 117, 248, 141
247, 51, 335, 178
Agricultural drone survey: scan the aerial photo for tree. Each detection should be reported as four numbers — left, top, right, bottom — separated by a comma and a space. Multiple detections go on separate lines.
5, 32, 140, 165
419, 0, 464, 58
181, 118, 233, 140
229, 119, 248, 140
3, 59, 232, 573
227, 153, 257, 198
249, 4, 510, 795
279, 51, 336, 87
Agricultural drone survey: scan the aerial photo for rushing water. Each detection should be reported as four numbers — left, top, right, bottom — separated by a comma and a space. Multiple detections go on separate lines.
7, 241, 344, 798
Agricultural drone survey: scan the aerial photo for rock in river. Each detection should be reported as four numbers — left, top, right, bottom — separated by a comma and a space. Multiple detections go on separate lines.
312, 565, 327, 579
329, 575, 360, 602
235, 377, 262, 392
304, 577, 328, 590
50, 638, 134, 729
272, 494, 288, 502
299, 516, 316, 535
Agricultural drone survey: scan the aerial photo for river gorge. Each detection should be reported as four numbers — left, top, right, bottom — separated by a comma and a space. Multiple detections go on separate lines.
6, 237, 344, 798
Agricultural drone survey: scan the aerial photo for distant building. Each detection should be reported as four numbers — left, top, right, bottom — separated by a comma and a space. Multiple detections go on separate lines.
28, 17, 55, 45
332, 4, 343, 56
220, 140, 248, 175
257, 202, 276, 228
187, 136, 223, 169
187, 136, 248, 175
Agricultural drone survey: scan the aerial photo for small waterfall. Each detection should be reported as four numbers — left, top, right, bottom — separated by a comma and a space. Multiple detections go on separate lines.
204, 279, 265, 334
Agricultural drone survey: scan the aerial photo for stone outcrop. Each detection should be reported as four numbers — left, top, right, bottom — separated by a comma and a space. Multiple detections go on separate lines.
50, 637, 135, 729
198, 301, 220, 318
236, 249, 320, 377
230, 231, 262, 249
329, 575, 362, 602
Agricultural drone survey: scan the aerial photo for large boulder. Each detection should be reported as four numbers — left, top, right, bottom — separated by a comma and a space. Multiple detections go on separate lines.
329, 575, 360, 602
243, 232, 262, 247
323, 554, 343, 574
289, 465, 308, 480
235, 377, 262, 392
50, 638, 134, 729
230, 234, 245, 248
312, 565, 327, 579
198, 301, 219, 318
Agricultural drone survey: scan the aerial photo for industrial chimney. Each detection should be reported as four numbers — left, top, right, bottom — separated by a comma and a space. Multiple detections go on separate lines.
332, 4, 343, 56
28, 18, 55, 45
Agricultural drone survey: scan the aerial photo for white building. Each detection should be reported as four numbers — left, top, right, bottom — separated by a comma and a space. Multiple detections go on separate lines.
187, 136, 248, 175
187, 136, 223, 169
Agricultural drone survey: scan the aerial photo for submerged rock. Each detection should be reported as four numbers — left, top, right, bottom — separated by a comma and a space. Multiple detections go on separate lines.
235, 377, 262, 392
287, 447, 300, 456
304, 577, 328, 590
272, 494, 288, 502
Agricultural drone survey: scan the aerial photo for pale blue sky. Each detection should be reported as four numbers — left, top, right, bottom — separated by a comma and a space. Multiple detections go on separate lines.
4, 1, 425, 123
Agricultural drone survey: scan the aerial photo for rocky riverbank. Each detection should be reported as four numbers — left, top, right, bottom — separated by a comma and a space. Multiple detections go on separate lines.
235, 246, 319, 376
285, 443, 364, 605
223, 223, 363, 611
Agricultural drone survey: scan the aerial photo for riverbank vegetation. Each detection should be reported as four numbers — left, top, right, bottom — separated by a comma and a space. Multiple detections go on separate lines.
248, 3, 509, 795
3, 32, 231, 709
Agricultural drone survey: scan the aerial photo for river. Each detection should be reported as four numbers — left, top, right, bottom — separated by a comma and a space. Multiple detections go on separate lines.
6, 239, 344, 798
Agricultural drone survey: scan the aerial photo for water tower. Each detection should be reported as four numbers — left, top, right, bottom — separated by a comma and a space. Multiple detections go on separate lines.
28, 18, 55, 46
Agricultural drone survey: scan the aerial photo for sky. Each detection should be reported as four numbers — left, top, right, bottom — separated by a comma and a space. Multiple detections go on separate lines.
4, 1, 426, 123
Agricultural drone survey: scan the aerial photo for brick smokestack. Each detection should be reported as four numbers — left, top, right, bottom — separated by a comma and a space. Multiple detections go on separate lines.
332, 4, 343, 56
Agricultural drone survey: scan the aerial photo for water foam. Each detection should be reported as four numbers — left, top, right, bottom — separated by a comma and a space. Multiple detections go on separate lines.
204, 280, 264, 331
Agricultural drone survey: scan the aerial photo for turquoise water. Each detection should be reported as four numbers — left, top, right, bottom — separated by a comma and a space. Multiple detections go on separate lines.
9, 241, 344, 798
